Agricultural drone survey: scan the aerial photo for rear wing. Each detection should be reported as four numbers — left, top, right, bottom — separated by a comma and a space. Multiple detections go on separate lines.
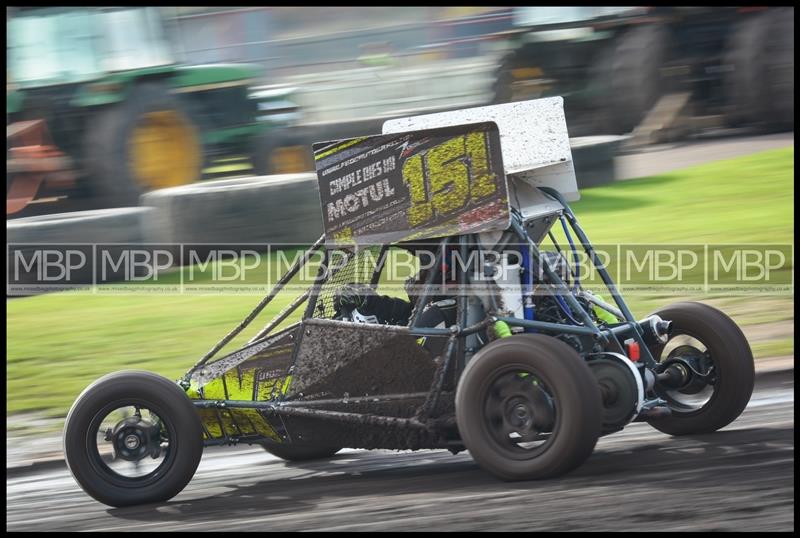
312, 97, 578, 245
383, 96, 578, 221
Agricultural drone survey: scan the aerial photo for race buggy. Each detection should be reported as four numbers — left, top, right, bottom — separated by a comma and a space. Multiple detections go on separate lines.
63, 97, 755, 507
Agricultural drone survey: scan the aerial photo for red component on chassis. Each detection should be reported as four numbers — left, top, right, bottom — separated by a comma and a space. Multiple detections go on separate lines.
625, 339, 641, 362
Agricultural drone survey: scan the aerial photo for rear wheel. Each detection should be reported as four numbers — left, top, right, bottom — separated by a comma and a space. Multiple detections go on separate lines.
63, 370, 204, 507
260, 443, 341, 462
646, 302, 755, 436
456, 334, 602, 480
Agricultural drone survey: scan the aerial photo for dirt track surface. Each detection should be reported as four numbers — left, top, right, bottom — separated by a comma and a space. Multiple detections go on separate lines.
6, 371, 793, 532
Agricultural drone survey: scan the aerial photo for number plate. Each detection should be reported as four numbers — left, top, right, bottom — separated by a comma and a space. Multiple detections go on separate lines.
313, 122, 509, 246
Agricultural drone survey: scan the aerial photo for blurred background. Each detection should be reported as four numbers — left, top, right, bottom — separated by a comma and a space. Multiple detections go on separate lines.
6, 6, 794, 217
5, 6, 795, 503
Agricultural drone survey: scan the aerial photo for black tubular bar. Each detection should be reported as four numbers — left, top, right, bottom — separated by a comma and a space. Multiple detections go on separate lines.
458, 234, 469, 328
370, 244, 390, 286
203, 434, 271, 447
270, 406, 428, 429
279, 247, 333, 385
415, 334, 459, 422
488, 228, 521, 253
578, 290, 624, 321
302, 316, 490, 337
496, 316, 599, 335
190, 235, 326, 372
300, 247, 332, 321
497, 316, 640, 341
510, 218, 605, 340
403, 327, 454, 337
547, 229, 580, 288
214, 408, 229, 439
457, 235, 470, 374
460, 318, 493, 336
538, 187, 636, 322
247, 288, 310, 344
537, 187, 657, 367
604, 324, 628, 356
607, 322, 642, 337
192, 399, 429, 429
472, 232, 502, 314
408, 237, 448, 328
278, 392, 433, 407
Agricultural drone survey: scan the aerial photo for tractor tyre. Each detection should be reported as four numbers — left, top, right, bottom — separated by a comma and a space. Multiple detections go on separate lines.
84, 83, 203, 207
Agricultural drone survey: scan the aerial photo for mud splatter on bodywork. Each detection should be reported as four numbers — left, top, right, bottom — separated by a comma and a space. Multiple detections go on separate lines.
288, 320, 439, 400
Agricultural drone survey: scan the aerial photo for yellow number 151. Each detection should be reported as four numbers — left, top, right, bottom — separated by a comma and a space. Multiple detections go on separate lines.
402, 131, 498, 227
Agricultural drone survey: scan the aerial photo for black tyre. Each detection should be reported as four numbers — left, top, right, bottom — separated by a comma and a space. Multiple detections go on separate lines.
491, 49, 551, 105
260, 442, 341, 462
63, 370, 204, 507
723, 8, 794, 130
491, 53, 517, 104
456, 334, 602, 481
601, 24, 670, 134
84, 83, 202, 207
249, 130, 274, 176
646, 302, 755, 436
250, 127, 313, 176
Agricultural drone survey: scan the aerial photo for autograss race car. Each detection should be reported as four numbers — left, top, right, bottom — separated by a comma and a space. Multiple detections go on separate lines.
63, 97, 755, 507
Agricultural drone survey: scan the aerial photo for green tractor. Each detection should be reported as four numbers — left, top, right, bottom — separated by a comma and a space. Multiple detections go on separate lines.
6, 6, 293, 215
493, 7, 794, 138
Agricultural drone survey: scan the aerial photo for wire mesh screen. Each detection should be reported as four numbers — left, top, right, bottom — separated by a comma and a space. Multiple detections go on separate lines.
311, 245, 385, 320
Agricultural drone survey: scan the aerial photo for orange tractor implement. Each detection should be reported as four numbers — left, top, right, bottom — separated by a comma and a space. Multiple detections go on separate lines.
7, 119, 76, 216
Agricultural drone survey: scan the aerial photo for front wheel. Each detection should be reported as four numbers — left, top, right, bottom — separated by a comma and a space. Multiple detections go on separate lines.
456, 334, 602, 481
646, 302, 755, 436
63, 370, 204, 507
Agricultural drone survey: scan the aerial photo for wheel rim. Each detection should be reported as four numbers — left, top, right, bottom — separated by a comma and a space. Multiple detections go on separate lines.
130, 110, 200, 190
656, 334, 717, 415
481, 365, 559, 459
85, 400, 177, 487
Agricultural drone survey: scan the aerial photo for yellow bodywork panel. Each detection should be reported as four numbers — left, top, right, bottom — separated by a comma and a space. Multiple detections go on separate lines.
193, 368, 293, 441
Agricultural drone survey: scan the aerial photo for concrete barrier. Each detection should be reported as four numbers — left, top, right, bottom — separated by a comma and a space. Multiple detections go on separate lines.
140, 174, 323, 248
7, 207, 153, 291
